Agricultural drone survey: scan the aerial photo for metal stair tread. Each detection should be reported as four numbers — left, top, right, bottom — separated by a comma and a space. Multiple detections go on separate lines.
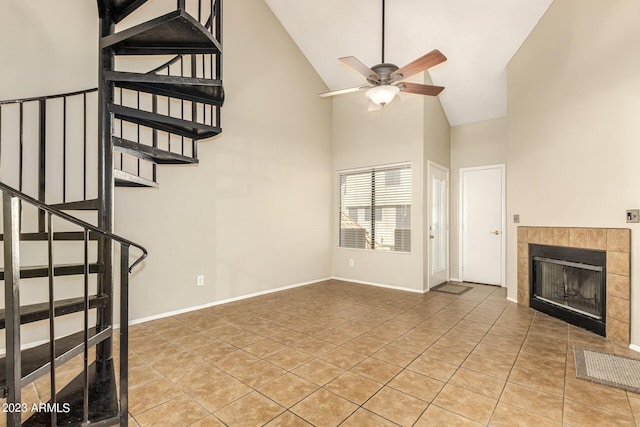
114, 169, 159, 188
100, 9, 222, 55
0, 231, 100, 242
21, 358, 119, 426
0, 294, 109, 330
107, 0, 149, 24
0, 326, 112, 399
110, 103, 221, 140
106, 71, 224, 106
0, 262, 104, 281
50, 199, 99, 211
113, 136, 199, 165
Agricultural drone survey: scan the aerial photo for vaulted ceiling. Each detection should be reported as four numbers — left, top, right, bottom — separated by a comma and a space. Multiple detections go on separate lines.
265, 0, 553, 126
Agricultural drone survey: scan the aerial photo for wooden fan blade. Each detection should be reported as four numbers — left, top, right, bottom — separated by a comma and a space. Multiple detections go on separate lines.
339, 56, 380, 81
391, 49, 447, 80
399, 82, 445, 96
319, 86, 370, 98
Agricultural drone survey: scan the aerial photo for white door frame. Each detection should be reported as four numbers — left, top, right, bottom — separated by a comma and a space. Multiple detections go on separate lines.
458, 164, 506, 286
427, 161, 450, 289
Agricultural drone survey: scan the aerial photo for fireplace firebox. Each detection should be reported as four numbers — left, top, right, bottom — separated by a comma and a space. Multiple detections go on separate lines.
529, 244, 606, 336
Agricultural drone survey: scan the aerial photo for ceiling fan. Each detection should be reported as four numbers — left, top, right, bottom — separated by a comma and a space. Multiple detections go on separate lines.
319, 0, 447, 110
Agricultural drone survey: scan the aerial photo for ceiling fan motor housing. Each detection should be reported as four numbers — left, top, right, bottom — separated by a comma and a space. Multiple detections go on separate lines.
369, 63, 399, 85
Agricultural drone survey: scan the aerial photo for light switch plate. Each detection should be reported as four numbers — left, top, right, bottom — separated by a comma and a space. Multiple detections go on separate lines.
626, 210, 639, 223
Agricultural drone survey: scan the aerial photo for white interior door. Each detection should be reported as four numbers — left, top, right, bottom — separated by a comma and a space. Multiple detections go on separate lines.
461, 165, 505, 286
428, 162, 449, 287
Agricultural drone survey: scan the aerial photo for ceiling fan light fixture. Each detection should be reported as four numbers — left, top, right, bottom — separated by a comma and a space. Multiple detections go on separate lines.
366, 85, 399, 106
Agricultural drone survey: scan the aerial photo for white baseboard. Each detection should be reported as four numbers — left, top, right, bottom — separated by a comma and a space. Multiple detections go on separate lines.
506, 296, 518, 304
0, 278, 331, 355
331, 276, 425, 294
448, 277, 461, 283
123, 276, 331, 328
629, 344, 640, 353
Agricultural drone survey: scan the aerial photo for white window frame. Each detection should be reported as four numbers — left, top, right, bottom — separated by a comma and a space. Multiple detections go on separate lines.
337, 162, 412, 253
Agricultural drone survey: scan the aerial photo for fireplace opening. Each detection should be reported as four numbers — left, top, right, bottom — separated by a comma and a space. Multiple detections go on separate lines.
529, 244, 606, 336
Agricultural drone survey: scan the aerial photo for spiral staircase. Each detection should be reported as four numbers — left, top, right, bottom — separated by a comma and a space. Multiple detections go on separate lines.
0, 0, 223, 425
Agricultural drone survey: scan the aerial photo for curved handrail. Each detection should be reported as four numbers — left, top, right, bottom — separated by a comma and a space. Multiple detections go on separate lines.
0, 182, 147, 272
0, 88, 98, 105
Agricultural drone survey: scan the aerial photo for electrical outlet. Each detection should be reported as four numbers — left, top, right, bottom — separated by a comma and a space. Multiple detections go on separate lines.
349, 259, 354, 267
196, 275, 205, 286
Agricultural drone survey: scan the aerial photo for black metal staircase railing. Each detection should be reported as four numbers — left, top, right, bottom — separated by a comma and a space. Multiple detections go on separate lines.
0, 89, 99, 215
108, 0, 223, 185
1, 0, 223, 424
1, 182, 147, 426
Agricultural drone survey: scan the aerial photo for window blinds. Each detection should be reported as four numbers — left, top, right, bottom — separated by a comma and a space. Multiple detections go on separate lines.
338, 164, 412, 252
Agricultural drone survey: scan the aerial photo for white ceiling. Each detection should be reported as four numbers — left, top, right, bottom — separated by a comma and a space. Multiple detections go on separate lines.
265, 0, 553, 126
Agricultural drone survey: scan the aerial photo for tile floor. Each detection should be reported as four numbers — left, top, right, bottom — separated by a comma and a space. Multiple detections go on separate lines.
17, 280, 640, 425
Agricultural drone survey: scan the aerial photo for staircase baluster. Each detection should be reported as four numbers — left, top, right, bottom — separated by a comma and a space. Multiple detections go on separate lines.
137, 92, 141, 177
83, 93, 88, 201
0, 106, 3, 170
216, 0, 222, 78
38, 99, 46, 232
0, 105, 3, 163
47, 211, 57, 427
152, 94, 158, 149
18, 103, 23, 233
216, 0, 222, 130
19, 103, 23, 194
3, 193, 22, 427
191, 54, 197, 129
83, 228, 90, 424
167, 95, 171, 152
119, 89, 123, 169
119, 89, 123, 135
119, 244, 130, 427
63, 97, 67, 203
201, 54, 205, 83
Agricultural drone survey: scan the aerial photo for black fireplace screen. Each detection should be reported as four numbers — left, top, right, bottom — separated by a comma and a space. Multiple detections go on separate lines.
532, 256, 603, 319
529, 244, 606, 336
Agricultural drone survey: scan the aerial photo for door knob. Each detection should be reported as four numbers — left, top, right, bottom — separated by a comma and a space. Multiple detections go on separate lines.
429, 234, 435, 239
491, 230, 500, 235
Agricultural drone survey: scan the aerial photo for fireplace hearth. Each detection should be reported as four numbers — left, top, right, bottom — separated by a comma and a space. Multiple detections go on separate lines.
529, 244, 606, 336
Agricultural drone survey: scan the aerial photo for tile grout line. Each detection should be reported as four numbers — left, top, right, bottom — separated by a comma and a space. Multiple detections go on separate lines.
484, 299, 536, 426
426, 285, 511, 426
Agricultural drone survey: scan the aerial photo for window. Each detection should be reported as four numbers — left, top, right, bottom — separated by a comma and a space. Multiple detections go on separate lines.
338, 163, 411, 252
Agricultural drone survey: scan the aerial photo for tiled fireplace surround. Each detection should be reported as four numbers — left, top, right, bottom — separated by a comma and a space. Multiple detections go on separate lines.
517, 227, 631, 345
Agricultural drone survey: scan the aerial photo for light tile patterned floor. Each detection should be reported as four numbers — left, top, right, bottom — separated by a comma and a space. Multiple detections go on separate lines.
123, 280, 640, 426
14, 280, 640, 426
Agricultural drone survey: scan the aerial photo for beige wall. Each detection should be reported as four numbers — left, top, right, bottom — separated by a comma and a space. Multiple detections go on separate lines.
507, 0, 640, 345
331, 87, 425, 291
331, 75, 450, 292
116, 0, 333, 320
0, 0, 333, 327
450, 117, 507, 280
0, 1, 98, 99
